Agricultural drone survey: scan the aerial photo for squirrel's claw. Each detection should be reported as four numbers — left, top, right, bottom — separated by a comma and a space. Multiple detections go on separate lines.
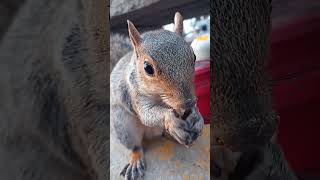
165, 112, 194, 146
120, 152, 145, 180
185, 107, 204, 139
121, 162, 144, 180
120, 163, 130, 176
137, 160, 145, 176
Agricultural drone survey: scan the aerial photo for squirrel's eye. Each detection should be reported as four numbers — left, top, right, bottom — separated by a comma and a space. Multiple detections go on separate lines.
193, 53, 197, 62
144, 61, 154, 76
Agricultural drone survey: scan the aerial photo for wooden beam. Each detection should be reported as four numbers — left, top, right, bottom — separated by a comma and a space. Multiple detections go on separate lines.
110, 0, 209, 33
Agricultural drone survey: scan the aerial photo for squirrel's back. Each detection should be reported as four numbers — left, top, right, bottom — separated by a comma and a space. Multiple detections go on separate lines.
110, 51, 133, 106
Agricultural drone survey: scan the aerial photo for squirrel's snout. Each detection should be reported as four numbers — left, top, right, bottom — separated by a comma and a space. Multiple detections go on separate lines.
181, 99, 196, 109
174, 99, 196, 118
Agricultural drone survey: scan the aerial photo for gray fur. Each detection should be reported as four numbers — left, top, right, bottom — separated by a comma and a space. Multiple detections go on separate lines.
141, 30, 195, 83
0, 0, 108, 179
211, 0, 297, 179
245, 142, 298, 180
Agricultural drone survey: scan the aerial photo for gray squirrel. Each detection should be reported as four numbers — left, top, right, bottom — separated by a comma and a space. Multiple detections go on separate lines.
110, 12, 204, 180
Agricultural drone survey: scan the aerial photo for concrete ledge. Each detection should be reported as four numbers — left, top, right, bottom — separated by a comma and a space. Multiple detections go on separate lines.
110, 125, 210, 180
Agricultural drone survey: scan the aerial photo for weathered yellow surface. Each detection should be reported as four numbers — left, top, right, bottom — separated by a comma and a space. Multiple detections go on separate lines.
110, 125, 210, 180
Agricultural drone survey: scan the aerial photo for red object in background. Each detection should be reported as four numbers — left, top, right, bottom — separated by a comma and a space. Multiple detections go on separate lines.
269, 15, 320, 177
194, 60, 210, 124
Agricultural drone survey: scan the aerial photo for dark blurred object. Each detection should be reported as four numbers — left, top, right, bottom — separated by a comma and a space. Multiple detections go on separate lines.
272, 0, 320, 27
202, 1, 320, 179
269, 12, 320, 179
297, 172, 320, 180
0, 0, 25, 40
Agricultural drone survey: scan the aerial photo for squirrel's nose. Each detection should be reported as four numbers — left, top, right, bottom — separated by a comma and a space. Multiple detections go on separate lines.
173, 98, 197, 117
176, 99, 196, 117
182, 99, 196, 109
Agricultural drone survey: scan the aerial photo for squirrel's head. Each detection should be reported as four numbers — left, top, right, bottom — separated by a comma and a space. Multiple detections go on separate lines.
127, 12, 197, 114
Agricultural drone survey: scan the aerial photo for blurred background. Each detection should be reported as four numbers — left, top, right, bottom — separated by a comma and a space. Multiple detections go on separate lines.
269, 1, 320, 179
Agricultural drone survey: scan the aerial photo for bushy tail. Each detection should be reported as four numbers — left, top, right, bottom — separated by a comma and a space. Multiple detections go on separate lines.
110, 33, 132, 70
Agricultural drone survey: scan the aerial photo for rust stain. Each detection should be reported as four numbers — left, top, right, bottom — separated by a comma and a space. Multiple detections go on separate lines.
181, 174, 208, 180
182, 174, 189, 180
175, 160, 181, 168
203, 125, 210, 139
196, 158, 210, 172
155, 140, 175, 161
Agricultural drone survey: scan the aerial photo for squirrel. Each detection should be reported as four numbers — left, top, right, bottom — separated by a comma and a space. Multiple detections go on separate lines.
110, 12, 204, 180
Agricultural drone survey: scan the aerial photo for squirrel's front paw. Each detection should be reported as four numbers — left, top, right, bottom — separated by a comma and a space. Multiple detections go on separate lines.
120, 150, 145, 180
185, 106, 204, 143
165, 110, 193, 146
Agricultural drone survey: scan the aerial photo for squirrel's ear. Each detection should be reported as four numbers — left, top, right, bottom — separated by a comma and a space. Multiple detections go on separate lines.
174, 12, 183, 36
127, 20, 141, 48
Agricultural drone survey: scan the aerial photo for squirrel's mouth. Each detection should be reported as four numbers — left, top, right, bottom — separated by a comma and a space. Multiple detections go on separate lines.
160, 94, 197, 117
173, 108, 192, 120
